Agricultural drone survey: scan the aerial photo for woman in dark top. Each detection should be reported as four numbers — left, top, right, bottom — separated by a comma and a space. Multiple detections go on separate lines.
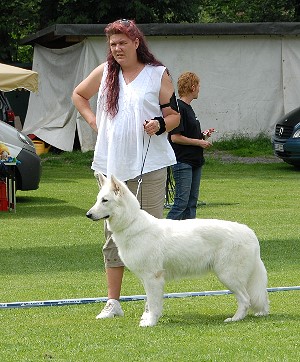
167, 72, 214, 220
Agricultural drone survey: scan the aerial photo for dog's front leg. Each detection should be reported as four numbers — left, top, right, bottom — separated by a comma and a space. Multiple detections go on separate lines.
139, 272, 165, 327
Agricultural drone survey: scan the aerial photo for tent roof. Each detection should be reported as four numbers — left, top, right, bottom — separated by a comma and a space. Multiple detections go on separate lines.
0, 63, 38, 92
21, 22, 300, 48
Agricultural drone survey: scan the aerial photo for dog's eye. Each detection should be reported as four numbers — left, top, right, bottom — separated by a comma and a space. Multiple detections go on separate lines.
102, 198, 108, 203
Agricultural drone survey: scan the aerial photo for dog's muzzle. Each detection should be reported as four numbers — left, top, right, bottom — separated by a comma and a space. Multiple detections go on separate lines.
86, 211, 109, 220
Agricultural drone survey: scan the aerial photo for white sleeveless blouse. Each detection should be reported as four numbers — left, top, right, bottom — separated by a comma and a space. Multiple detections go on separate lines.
92, 63, 176, 181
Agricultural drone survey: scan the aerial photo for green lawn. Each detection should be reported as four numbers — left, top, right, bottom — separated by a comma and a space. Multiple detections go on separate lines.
0, 146, 299, 361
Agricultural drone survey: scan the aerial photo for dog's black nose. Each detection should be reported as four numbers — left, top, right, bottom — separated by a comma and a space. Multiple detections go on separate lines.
86, 212, 92, 219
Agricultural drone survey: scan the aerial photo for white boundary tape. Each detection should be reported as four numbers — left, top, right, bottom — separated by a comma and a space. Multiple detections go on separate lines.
0, 286, 299, 309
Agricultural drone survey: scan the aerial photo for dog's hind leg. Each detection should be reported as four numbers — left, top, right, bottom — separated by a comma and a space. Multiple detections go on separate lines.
217, 273, 251, 322
139, 271, 165, 327
224, 287, 251, 322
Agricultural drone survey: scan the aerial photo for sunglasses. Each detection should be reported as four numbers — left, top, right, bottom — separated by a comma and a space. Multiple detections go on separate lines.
118, 19, 131, 26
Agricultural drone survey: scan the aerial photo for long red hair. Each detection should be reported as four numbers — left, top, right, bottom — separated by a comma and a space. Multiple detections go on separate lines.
104, 19, 164, 117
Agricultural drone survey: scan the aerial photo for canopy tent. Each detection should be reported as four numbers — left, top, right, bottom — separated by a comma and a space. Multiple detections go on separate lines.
0, 63, 38, 92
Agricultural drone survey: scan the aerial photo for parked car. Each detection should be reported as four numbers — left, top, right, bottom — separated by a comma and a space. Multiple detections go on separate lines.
0, 91, 15, 127
0, 120, 42, 190
272, 107, 300, 167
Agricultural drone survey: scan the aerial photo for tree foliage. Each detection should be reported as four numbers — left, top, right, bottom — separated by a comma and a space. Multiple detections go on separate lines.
0, 0, 40, 62
39, 0, 200, 25
1, 0, 300, 63
199, 0, 300, 23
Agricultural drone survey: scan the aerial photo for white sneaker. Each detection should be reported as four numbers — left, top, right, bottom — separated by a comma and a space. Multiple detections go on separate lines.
96, 299, 124, 319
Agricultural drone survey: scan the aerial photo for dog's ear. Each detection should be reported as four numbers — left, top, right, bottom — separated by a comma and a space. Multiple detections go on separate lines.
94, 172, 106, 190
110, 175, 124, 196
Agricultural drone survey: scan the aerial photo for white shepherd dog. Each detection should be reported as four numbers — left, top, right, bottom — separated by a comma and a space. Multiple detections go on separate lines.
87, 173, 269, 327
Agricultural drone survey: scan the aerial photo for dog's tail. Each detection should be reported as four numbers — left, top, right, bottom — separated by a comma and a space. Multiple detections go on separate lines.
247, 257, 269, 316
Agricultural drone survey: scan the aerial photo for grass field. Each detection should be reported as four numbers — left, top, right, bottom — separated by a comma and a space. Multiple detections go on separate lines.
0, 138, 299, 361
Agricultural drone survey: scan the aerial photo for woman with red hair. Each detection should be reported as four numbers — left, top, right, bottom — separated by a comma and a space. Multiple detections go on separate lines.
72, 19, 180, 319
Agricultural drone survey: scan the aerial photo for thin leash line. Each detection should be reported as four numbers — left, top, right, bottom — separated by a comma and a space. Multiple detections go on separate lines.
135, 132, 151, 203
1, 286, 299, 309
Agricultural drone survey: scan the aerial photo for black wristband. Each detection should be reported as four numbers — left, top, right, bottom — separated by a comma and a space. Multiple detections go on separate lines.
154, 116, 166, 135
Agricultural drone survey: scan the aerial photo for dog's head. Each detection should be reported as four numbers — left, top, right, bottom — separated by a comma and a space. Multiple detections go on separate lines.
86, 173, 138, 222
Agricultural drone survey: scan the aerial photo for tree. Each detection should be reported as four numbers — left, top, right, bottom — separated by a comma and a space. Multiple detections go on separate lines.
39, 0, 200, 26
199, 0, 300, 23
0, 0, 40, 63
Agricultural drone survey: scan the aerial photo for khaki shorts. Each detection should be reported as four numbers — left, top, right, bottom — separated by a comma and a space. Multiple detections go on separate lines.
103, 168, 167, 268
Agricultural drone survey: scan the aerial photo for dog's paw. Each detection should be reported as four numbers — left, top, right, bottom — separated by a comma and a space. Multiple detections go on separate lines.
224, 316, 243, 322
139, 314, 157, 327
224, 315, 246, 322
139, 319, 157, 327
224, 317, 234, 322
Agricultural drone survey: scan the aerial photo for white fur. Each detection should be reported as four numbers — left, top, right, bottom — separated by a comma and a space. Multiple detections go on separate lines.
87, 173, 269, 327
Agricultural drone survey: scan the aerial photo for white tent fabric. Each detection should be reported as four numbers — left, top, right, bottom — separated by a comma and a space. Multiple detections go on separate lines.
23, 35, 300, 151
23, 41, 99, 151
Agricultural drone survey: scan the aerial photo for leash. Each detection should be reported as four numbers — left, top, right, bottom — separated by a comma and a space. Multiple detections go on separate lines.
135, 132, 151, 207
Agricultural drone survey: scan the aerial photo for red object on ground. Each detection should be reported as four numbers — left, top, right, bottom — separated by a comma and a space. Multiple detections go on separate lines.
0, 180, 8, 211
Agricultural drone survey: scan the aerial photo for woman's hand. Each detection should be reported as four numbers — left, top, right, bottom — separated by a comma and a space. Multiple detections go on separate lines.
199, 139, 212, 149
202, 128, 216, 139
144, 119, 161, 136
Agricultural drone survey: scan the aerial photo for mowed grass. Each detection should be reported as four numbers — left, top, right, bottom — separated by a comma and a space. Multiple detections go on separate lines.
0, 137, 299, 361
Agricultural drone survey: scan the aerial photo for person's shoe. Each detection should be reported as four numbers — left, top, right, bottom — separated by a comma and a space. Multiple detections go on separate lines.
96, 299, 124, 319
